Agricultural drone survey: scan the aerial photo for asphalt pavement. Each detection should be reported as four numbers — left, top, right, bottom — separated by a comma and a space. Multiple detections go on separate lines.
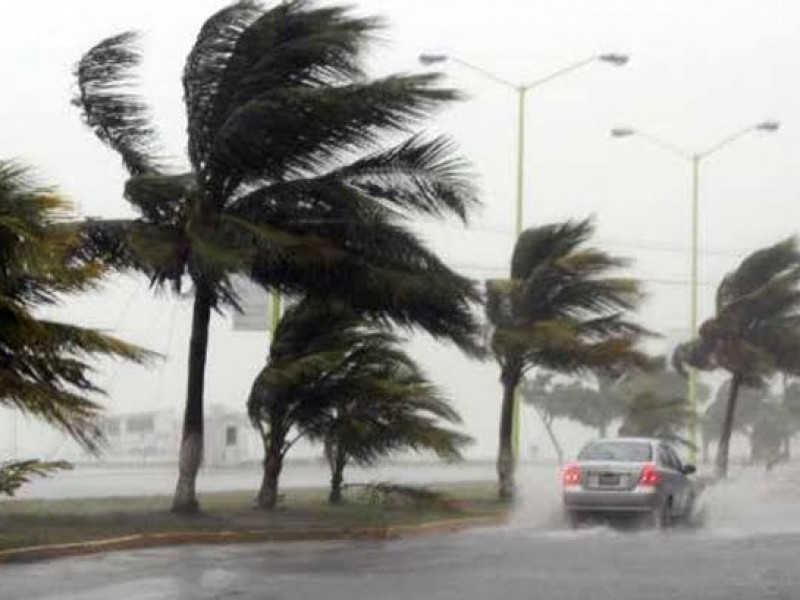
5, 465, 800, 599
4, 522, 800, 600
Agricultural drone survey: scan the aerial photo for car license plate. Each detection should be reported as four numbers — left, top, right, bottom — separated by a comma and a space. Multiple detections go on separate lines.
599, 473, 621, 487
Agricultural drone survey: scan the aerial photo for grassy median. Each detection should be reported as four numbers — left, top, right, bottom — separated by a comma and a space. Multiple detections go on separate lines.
0, 482, 506, 554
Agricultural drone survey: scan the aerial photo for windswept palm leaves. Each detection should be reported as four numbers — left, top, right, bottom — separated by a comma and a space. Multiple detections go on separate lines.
74, 1, 481, 513
674, 237, 800, 477
316, 352, 471, 505
0, 160, 151, 493
248, 298, 469, 508
0, 460, 71, 497
617, 394, 693, 449
486, 219, 647, 500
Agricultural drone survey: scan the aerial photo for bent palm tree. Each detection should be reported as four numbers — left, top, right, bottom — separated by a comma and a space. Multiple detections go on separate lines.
699, 381, 762, 464
675, 237, 800, 477
0, 160, 151, 493
315, 342, 470, 505
74, 1, 481, 512
486, 219, 647, 500
247, 298, 470, 508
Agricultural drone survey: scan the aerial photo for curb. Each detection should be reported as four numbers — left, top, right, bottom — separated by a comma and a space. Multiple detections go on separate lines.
0, 514, 508, 564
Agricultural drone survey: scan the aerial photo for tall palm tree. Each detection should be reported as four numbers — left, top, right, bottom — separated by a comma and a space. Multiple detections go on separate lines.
0, 160, 151, 493
247, 298, 470, 508
74, 1, 482, 513
486, 219, 647, 500
675, 237, 800, 477
699, 381, 762, 464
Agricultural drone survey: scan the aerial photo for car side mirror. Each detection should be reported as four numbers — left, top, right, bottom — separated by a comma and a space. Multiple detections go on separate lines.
682, 464, 696, 475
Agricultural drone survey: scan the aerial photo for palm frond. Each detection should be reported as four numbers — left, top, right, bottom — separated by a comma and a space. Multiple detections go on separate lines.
183, 1, 263, 176
0, 460, 72, 497
510, 218, 593, 280
324, 134, 477, 222
73, 31, 161, 175
209, 73, 460, 187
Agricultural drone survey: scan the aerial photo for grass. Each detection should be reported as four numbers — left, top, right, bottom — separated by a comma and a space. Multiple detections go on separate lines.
0, 482, 506, 553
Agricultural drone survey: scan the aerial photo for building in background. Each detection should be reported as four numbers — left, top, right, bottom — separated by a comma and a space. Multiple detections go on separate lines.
100, 404, 261, 466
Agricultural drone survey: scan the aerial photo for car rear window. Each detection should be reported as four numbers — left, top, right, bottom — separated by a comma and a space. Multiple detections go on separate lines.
578, 441, 652, 462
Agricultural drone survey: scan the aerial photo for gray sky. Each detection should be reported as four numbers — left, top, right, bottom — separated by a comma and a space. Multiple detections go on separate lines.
2, 0, 799, 460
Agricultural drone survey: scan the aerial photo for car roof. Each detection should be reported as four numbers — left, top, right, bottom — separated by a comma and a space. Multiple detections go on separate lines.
589, 437, 663, 446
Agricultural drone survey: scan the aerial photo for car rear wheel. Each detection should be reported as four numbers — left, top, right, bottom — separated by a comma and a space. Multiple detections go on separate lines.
648, 498, 672, 529
565, 510, 582, 529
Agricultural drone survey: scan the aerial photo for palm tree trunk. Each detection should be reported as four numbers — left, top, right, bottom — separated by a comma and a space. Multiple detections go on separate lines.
171, 282, 212, 514
716, 374, 742, 479
497, 365, 520, 501
256, 430, 284, 510
328, 444, 347, 505
598, 421, 608, 439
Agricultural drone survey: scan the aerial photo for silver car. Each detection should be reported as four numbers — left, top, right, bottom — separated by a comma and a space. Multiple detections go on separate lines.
562, 437, 696, 528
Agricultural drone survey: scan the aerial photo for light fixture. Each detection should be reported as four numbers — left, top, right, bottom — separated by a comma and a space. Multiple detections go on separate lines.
756, 121, 780, 132
418, 53, 448, 66
610, 127, 635, 138
598, 53, 629, 66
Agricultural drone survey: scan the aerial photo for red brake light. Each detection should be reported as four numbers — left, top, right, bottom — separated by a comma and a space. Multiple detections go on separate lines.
639, 463, 660, 486
562, 463, 581, 486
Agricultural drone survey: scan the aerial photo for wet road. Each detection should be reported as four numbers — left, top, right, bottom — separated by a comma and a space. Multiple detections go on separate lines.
4, 524, 800, 600
6, 466, 800, 599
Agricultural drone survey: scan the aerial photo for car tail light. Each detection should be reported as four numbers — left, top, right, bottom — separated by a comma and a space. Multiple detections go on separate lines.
639, 463, 660, 486
562, 463, 581, 486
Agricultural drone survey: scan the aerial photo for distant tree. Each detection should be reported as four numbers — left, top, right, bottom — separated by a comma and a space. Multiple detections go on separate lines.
73, 1, 481, 513
248, 299, 471, 509
617, 393, 693, 448
675, 237, 800, 477
615, 357, 709, 449
525, 357, 709, 460
521, 373, 625, 464
0, 160, 151, 494
700, 381, 764, 464
486, 219, 648, 500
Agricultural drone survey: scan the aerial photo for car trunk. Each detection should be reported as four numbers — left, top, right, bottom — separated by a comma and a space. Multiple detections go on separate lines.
579, 460, 645, 491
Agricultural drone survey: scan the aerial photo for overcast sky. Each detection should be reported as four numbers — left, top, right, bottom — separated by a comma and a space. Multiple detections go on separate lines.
2, 0, 799, 460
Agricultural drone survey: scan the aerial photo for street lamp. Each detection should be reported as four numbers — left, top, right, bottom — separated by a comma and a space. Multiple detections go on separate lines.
419, 52, 629, 235
610, 120, 780, 462
421, 51, 628, 461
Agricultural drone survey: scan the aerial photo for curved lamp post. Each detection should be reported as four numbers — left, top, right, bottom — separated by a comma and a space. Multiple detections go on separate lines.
611, 121, 780, 463
420, 51, 629, 461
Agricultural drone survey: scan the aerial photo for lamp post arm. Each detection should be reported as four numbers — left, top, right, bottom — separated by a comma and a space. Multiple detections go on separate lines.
633, 130, 692, 161
522, 56, 598, 90
698, 125, 759, 159
448, 57, 520, 90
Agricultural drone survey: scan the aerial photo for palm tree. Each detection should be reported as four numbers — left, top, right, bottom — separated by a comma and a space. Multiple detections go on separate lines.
521, 373, 628, 463
617, 394, 693, 449
74, 1, 481, 513
699, 381, 763, 464
675, 237, 800, 478
316, 341, 471, 505
0, 160, 151, 493
247, 298, 470, 508
520, 374, 566, 464
485, 219, 647, 500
